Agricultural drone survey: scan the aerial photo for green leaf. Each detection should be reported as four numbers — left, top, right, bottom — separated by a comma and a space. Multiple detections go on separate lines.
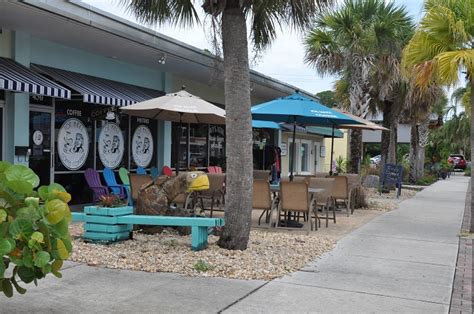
45, 200, 67, 225
17, 266, 36, 283
9, 218, 33, 240
0, 161, 12, 173
6, 180, 33, 195
0, 209, 6, 222
38, 186, 49, 201
4, 165, 40, 188
38, 184, 70, 203
22, 247, 34, 268
34, 251, 50, 268
11, 277, 26, 295
56, 239, 69, 260
52, 219, 69, 238
0, 238, 14, 255
0, 257, 5, 278
31, 231, 44, 244
1, 279, 13, 297
51, 259, 63, 273
24, 197, 40, 208
16, 206, 41, 221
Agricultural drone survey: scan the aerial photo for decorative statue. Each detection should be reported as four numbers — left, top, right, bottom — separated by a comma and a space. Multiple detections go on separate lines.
136, 172, 209, 234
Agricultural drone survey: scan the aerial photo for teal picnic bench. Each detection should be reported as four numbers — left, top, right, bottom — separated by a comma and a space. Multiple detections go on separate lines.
71, 206, 225, 251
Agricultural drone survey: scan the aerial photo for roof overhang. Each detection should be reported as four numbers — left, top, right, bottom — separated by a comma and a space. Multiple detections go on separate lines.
0, 0, 315, 102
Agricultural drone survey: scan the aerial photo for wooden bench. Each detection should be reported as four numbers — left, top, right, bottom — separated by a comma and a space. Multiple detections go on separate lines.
71, 206, 224, 251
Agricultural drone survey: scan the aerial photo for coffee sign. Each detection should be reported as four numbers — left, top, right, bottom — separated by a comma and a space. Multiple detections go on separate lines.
132, 125, 153, 168
98, 122, 124, 169
57, 118, 89, 170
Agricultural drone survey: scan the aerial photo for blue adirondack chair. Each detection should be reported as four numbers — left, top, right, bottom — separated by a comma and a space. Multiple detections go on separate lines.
150, 167, 159, 180
84, 168, 110, 203
136, 167, 147, 175
103, 168, 127, 199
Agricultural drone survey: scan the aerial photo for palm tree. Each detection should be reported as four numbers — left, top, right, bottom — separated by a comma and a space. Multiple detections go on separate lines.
407, 84, 444, 183
121, 0, 333, 249
403, 0, 474, 232
305, 0, 413, 173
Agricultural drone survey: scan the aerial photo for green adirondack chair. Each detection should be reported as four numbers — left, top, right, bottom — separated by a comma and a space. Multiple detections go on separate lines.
118, 167, 132, 205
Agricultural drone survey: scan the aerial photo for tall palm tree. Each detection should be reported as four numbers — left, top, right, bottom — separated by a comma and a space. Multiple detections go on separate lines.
403, 0, 474, 232
305, 0, 413, 173
121, 0, 333, 249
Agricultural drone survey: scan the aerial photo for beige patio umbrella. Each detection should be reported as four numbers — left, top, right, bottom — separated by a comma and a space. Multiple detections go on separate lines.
121, 87, 226, 173
333, 108, 389, 131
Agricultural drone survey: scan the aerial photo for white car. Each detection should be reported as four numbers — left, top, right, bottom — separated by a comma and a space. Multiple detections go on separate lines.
370, 155, 381, 165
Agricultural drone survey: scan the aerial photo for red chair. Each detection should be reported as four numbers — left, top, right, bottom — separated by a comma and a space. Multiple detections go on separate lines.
162, 165, 173, 176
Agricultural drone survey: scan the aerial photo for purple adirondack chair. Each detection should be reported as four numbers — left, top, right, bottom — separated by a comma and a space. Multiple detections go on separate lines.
84, 168, 110, 202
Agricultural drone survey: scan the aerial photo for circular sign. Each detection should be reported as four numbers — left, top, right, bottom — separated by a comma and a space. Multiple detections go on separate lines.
57, 118, 89, 170
98, 122, 124, 169
32, 130, 43, 146
132, 125, 154, 168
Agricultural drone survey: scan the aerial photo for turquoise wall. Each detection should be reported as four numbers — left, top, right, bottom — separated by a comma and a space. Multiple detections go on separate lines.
30, 37, 163, 90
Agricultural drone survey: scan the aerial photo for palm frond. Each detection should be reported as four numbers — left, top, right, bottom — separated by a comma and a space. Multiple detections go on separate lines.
121, 0, 199, 27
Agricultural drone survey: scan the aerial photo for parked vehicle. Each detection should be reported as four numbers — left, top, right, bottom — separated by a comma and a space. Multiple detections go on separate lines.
448, 154, 467, 170
370, 155, 381, 165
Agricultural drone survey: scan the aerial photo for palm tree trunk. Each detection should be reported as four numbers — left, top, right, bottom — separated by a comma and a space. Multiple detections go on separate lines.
381, 101, 391, 170
409, 121, 419, 183
217, 3, 253, 250
470, 78, 474, 233
349, 129, 362, 173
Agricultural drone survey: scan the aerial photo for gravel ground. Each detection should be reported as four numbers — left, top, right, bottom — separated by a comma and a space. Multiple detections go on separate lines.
68, 187, 416, 280
69, 226, 334, 280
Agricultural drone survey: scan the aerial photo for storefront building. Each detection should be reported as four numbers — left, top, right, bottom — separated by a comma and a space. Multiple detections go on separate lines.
0, 1, 313, 203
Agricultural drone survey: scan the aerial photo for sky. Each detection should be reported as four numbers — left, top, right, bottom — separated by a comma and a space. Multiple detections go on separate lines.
82, 0, 425, 95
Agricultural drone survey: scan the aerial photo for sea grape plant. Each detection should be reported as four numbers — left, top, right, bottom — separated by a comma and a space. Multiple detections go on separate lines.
0, 161, 72, 297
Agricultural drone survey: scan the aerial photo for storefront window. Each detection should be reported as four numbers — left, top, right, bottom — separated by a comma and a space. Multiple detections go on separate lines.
252, 128, 275, 170
95, 114, 129, 170
54, 102, 94, 204
171, 123, 188, 170
209, 125, 225, 169
130, 116, 157, 170
189, 124, 208, 168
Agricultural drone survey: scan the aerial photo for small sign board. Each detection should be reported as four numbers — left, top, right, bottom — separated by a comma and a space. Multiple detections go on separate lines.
380, 163, 403, 198
280, 143, 287, 156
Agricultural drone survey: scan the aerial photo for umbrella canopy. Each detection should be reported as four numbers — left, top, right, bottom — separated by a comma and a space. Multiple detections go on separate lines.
251, 92, 360, 126
252, 120, 281, 129
252, 92, 362, 179
332, 108, 389, 131
120, 89, 225, 124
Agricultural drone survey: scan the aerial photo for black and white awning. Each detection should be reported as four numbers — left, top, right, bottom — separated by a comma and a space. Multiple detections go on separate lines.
0, 58, 70, 98
32, 64, 164, 107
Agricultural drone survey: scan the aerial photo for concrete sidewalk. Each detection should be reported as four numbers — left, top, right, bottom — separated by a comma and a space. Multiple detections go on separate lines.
227, 175, 469, 313
0, 176, 468, 313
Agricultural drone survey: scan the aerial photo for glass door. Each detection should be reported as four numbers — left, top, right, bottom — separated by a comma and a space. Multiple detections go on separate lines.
299, 139, 312, 174
29, 107, 54, 186
314, 143, 321, 172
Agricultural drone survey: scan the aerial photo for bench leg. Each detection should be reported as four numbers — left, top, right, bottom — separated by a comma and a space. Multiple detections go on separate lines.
191, 226, 209, 251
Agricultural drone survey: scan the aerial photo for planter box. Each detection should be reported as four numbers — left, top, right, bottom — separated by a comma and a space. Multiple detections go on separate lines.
83, 206, 134, 243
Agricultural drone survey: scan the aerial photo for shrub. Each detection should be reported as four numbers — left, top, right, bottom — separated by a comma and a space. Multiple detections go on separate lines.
193, 259, 213, 272
465, 166, 471, 177
97, 195, 126, 208
0, 162, 72, 297
415, 174, 438, 186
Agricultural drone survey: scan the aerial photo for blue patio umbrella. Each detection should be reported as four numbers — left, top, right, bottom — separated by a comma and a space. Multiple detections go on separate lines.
252, 120, 281, 129
251, 92, 362, 179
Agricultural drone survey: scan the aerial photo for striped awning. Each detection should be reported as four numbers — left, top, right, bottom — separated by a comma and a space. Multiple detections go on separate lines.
0, 57, 70, 98
32, 64, 164, 107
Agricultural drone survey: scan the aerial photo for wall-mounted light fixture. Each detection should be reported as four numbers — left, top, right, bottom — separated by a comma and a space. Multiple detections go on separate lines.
158, 53, 166, 65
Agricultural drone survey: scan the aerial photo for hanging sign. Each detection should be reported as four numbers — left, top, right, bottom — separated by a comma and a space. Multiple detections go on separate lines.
132, 125, 154, 167
280, 143, 287, 156
98, 122, 124, 169
57, 118, 89, 170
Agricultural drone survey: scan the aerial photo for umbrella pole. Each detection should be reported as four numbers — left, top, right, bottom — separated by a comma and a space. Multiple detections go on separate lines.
329, 124, 335, 176
290, 119, 296, 182
176, 113, 183, 175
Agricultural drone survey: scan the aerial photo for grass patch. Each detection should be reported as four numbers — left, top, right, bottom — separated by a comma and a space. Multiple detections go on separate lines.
193, 259, 214, 272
